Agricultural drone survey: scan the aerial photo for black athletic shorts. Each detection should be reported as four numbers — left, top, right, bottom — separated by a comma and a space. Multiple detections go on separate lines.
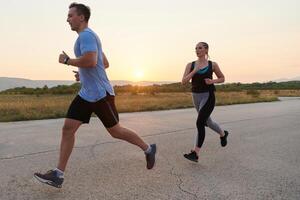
66, 93, 119, 128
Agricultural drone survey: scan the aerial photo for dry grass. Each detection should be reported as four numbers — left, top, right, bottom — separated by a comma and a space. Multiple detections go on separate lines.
0, 90, 298, 122
115, 93, 192, 112
215, 91, 277, 105
0, 95, 74, 122
269, 89, 300, 97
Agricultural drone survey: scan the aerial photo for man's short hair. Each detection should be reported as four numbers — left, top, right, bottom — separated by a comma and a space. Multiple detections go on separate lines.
69, 2, 91, 22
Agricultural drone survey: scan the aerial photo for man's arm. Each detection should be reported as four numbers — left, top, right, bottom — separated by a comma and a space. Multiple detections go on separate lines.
102, 52, 109, 69
59, 51, 97, 68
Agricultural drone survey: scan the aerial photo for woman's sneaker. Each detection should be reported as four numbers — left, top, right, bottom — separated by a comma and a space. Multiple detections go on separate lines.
184, 150, 199, 162
220, 130, 229, 147
34, 170, 64, 188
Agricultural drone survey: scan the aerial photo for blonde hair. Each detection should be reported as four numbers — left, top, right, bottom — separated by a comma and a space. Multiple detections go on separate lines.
199, 42, 209, 59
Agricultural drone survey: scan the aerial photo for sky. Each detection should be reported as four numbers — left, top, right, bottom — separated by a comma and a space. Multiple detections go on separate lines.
1, 0, 300, 83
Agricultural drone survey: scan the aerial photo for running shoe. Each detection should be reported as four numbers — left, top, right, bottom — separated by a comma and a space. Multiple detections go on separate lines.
145, 144, 156, 169
34, 170, 64, 188
220, 130, 229, 147
184, 150, 199, 162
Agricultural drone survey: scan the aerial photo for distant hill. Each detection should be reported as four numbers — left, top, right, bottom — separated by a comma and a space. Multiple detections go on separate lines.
272, 76, 300, 82
0, 77, 174, 91
0, 77, 74, 91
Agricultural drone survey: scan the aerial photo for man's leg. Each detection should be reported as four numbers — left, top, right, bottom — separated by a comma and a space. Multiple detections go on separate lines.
34, 118, 82, 188
57, 118, 82, 171
107, 123, 148, 151
107, 123, 156, 169
94, 94, 156, 169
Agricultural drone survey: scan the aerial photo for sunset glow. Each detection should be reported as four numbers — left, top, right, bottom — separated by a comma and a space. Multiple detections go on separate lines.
133, 69, 144, 81
1, 1, 299, 83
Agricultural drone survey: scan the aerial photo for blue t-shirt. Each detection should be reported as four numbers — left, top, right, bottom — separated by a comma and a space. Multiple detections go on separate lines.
74, 28, 114, 102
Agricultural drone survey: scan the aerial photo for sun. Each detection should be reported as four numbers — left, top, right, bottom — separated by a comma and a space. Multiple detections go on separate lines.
133, 69, 144, 81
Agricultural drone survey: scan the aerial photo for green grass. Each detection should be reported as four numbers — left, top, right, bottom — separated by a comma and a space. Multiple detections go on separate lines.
0, 90, 298, 122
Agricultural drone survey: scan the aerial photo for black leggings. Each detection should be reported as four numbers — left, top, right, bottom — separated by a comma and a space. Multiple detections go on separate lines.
196, 91, 215, 148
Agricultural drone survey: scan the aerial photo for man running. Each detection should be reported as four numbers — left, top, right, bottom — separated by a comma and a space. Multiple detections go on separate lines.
34, 2, 156, 188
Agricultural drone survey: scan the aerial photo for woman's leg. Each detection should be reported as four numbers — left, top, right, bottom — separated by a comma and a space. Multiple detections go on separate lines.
194, 93, 215, 154
184, 92, 215, 161
206, 117, 225, 137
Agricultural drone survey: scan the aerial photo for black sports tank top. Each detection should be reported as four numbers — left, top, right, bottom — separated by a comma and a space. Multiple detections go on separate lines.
191, 60, 216, 93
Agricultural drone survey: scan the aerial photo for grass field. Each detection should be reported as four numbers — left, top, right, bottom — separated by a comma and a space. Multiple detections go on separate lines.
0, 90, 299, 122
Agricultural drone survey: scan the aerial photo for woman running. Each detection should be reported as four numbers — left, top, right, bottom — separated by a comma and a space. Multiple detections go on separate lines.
181, 42, 229, 162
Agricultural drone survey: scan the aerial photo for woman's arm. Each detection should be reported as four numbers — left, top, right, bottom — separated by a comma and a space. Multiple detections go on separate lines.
182, 63, 196, 84
205, 62, 225, 85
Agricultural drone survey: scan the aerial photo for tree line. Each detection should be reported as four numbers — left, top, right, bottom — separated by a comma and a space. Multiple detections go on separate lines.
1, 81, 300, 95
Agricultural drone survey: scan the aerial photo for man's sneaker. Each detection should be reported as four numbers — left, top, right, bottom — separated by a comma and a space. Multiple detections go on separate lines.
145, 144, 156, 169
34, 170, 64, 188
184, 150, 199, 162
220, 130, 229, 147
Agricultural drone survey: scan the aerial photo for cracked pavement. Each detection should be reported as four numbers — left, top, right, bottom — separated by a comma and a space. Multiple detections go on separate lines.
0, 97, 300, 200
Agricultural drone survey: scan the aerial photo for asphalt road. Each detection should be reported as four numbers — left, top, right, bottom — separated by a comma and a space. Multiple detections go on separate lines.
0, 97, 299, 200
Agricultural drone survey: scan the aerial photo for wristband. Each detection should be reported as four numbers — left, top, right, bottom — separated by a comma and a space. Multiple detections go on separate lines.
64, 57, 70, 65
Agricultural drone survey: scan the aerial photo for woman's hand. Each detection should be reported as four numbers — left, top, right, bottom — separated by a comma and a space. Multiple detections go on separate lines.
204, 78, 214, 85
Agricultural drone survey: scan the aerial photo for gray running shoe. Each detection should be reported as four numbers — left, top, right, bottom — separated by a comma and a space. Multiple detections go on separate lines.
145, 144, 156, 169
34, 170, 64, 188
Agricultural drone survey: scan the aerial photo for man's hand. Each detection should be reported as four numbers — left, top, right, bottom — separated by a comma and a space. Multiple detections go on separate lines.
73, 70, 80, 82
59, 51, 70, 64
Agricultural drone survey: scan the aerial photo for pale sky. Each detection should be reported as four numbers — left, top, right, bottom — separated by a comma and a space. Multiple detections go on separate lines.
1, 0, 299, 83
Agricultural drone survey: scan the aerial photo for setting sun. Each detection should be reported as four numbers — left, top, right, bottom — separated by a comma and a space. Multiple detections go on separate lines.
133, 69, 144, 81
